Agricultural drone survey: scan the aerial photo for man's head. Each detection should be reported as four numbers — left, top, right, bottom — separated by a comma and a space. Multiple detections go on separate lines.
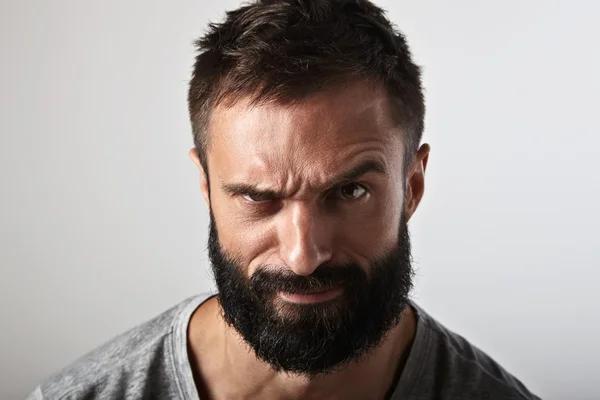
187, 0, 429, 376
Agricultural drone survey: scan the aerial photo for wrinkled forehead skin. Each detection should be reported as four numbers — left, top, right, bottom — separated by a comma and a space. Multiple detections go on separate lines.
205, 81, 407, 198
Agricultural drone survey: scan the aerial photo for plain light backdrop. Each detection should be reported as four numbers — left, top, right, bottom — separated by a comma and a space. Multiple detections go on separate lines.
1, 1, 599, 399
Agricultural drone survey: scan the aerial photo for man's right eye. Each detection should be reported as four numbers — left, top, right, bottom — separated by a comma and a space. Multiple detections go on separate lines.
242, 193, 268, 203
239, 193, 282, 216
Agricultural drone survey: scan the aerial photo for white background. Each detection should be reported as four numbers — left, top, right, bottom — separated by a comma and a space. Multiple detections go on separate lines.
1, 1, 599, 399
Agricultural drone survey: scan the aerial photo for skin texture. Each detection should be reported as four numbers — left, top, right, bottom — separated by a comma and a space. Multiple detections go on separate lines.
188, 80, 430, 399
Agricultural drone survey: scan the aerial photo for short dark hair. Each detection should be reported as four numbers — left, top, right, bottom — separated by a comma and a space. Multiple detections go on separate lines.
188, 0, 425, 175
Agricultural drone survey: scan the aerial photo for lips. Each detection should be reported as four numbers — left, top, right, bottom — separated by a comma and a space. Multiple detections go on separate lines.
278, 286, 344, 304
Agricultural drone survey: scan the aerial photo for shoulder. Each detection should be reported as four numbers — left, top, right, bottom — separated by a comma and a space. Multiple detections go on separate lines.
29, 295, 207, 400
410, 302, 541, 400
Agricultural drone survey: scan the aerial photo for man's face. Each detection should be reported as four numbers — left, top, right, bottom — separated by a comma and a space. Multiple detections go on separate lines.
194, 81, 425, 375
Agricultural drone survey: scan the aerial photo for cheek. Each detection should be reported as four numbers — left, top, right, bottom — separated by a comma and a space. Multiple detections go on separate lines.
336, 191, 402, 257
211, 196, 278, 275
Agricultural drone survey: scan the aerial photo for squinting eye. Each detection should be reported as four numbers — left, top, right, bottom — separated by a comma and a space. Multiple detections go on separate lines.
242, 193, 266, 203
336, 183, 367, 200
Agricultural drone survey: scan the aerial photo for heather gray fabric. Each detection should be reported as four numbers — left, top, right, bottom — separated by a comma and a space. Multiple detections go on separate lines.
26, 294, 541, 400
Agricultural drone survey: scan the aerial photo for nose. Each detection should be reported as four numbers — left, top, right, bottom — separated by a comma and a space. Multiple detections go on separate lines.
278, 201, 333, 276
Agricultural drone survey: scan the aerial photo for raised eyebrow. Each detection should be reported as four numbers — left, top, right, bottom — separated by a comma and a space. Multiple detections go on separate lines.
220, 183, 282, 199
324, 159, 388, 190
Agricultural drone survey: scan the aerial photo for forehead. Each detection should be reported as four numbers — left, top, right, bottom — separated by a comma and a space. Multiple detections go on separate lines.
206, 81, 405, 187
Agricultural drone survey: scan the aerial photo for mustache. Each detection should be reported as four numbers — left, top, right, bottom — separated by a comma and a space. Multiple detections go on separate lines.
249, 263, 367, 295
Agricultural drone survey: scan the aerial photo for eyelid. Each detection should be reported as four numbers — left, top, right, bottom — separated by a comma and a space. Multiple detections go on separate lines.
241, 191, 279, 203
330, 182, 369, 200
242, 193, 267, 203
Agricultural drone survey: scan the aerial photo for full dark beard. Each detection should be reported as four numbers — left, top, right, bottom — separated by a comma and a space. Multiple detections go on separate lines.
208, 212, 414, 376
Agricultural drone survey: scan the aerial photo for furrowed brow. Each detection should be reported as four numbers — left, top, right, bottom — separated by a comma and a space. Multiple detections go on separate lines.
220, 182, 282, 199
221, 159, 387, 198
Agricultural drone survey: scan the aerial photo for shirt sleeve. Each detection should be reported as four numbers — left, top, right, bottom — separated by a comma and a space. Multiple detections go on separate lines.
24, 386, 44, 400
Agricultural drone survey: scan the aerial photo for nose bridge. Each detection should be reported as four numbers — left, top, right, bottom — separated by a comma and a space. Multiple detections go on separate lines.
278, 200, 332, 276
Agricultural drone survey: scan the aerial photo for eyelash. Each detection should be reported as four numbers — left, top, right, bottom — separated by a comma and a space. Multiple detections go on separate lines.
241, 193, 272, 203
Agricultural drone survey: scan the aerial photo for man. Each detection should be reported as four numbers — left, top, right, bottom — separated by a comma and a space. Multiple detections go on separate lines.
27, 0, 541, 399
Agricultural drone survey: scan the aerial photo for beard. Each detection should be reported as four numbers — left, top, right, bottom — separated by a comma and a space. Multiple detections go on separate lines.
208, 211, 414, 376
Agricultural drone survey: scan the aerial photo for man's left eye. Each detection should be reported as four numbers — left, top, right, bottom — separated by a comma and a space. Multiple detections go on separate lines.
336, 183, 367, 200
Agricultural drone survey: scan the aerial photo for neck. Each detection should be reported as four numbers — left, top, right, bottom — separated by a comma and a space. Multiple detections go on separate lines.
188, 296, 416, 400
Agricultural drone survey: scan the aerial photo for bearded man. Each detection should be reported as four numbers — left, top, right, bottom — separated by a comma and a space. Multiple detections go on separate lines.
27, 1, 541, 399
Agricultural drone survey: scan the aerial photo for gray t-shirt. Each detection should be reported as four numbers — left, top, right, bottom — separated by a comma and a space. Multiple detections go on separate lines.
26, 294, 541, 400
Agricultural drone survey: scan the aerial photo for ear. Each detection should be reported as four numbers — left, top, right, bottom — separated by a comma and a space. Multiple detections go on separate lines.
404, 143, 430, 222
188, 147, 211, 208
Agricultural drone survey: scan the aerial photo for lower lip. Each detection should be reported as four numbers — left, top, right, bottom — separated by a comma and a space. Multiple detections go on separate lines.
278, 287, 343, 304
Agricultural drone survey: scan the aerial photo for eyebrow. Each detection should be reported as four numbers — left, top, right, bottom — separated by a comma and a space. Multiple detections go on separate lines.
325, 159, 387, 190
221, 158, 388, 198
